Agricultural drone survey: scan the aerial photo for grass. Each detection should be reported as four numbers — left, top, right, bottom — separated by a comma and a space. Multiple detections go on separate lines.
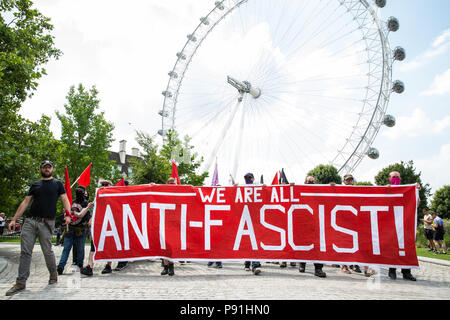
416, 248, 449, 261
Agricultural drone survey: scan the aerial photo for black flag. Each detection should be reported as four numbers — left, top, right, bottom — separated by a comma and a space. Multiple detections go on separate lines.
280, 168, 289, 184
260, 174, 264, 184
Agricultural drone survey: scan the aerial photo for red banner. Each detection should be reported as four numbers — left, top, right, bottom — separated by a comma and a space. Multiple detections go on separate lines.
91, 184, 419, 268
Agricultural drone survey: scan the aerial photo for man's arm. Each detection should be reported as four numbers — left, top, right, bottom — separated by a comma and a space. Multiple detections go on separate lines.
60, 193, 72, 225
9, 196, 32, 231
73, 202, 94, 218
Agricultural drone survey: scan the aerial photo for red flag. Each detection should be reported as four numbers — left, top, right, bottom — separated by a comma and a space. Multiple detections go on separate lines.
78, 163, 92, 187
64, 167, 73, 206
271, 171, 280, 185
115, 178, 125, 186
171, 160, 181, 185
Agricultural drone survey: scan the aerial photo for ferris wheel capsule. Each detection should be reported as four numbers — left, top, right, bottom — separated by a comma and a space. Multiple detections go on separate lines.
383, 114, 396, 127
367, 147, 380, 159
392, 80, 405, 94
393, 47, 406, 61
375, 0, 386, 8
387, 17, 400, 32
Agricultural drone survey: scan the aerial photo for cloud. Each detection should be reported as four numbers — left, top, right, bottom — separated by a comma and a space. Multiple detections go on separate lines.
381, 107, 450, 140
399, 28, 450, 72
415, 143, 450, 192
420, 68, 450, 96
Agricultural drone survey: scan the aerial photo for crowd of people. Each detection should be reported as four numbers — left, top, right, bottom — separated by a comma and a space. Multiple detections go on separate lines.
3, 160, 446, 296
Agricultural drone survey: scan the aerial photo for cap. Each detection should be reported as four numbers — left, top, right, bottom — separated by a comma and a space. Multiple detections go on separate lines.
40, 160, 54, 168
343, 174, 354, 180
244, 173, 254, 179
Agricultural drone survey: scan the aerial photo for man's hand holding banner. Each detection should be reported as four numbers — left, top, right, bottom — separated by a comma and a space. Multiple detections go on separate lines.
91, 184, 419, 269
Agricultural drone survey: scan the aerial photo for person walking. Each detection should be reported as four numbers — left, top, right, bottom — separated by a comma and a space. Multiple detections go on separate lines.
298, 176, 326, 278
0, 212, 5, 236
238, 173, 262, 275
386, 171, 417, 281
431, 212, 447, 255
57, 185, 93, 274
420, 208, 436, 252
161, 177, 177, 276
5, 160, 72, 296
80, 179, 113, 276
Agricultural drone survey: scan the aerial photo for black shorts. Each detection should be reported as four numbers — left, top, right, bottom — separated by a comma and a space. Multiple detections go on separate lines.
425, 229, 434, 240
433, 231, 445, 241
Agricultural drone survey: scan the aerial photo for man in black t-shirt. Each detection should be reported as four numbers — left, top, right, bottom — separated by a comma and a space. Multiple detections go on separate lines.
5, 160, 72, 296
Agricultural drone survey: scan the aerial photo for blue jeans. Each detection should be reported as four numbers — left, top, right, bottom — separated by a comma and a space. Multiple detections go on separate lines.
244, 261, 261, 270
57, 229, 87, 268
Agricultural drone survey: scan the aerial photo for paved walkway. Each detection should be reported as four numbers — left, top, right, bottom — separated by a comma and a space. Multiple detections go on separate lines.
0, 243, 449, 300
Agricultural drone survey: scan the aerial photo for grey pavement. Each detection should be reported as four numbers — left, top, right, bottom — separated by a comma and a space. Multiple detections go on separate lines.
0, 242, 449, 300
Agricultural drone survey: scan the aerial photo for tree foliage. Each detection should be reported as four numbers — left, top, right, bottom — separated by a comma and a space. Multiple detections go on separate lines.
0, 0, 62, 215
374, 160, 431, 213
430, 185, 450, 219
306, 164, 342, 184
56, 84, 120, 196
131, 129, 208, 186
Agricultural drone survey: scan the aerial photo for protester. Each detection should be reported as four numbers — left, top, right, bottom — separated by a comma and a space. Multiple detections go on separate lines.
161, 177, 176, 276
298, 176, 326, 278
80, 179, 112, 277
238, 173, 262, 275
115, 180, 130, 271
0, 212, 5, 236
431, 212, 447, 255
57, 185, 94, 274
420, 208, 436, 252
5, 160, 72, 296
386, 171, 417, 281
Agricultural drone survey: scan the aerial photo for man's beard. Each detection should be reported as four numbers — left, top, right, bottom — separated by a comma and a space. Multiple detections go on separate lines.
40, 170, 53, 178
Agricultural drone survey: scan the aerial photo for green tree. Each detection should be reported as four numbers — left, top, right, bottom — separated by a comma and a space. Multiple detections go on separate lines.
306, 164, 342, 184
0, 0, 62, 215
430, 185, 450, 219
56, 84, 120, 196
130, 131, 171, 185
374, 160, 431, 213
0, 115, 64, 214
354, 181, 373, 186
0, 0, 61, 122
130, 129, 208, 186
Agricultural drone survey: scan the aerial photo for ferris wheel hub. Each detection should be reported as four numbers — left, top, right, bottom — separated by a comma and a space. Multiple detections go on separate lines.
227, 75, 261, 99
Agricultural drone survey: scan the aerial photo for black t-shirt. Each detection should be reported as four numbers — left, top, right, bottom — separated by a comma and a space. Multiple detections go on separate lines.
27, 178, 66, 219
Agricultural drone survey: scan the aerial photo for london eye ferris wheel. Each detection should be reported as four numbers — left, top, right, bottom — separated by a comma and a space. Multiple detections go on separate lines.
158, 0, 405, 185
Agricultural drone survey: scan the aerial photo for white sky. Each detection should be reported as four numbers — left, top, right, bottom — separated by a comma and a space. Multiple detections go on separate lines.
19, 0, 450, 199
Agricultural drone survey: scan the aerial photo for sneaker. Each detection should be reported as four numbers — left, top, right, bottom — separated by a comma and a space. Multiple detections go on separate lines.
388, 269, 397, 280
353, 265, 362, 273
216, 262, 223, 268
49, 272, 58, 285
80, 265, 93, 276
280, 262, 287, 268
168, 263, 175, 276
161, 265, 169, 275
299, 263, 306, 273
101, 264, 112, 274
364, 269, 376, 277
290, 262, 297, 267
434, 251, 441, 255
57, 266, 64, 275
207, 262, 214, 267
403, 273, 416, 281
314, 269, 326, 278
5, 283, 26, 296
252, 267, 261, 275
114, 262, 128, 271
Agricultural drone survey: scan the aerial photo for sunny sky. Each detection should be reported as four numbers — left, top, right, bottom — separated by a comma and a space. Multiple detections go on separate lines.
19, 0, 450, 199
